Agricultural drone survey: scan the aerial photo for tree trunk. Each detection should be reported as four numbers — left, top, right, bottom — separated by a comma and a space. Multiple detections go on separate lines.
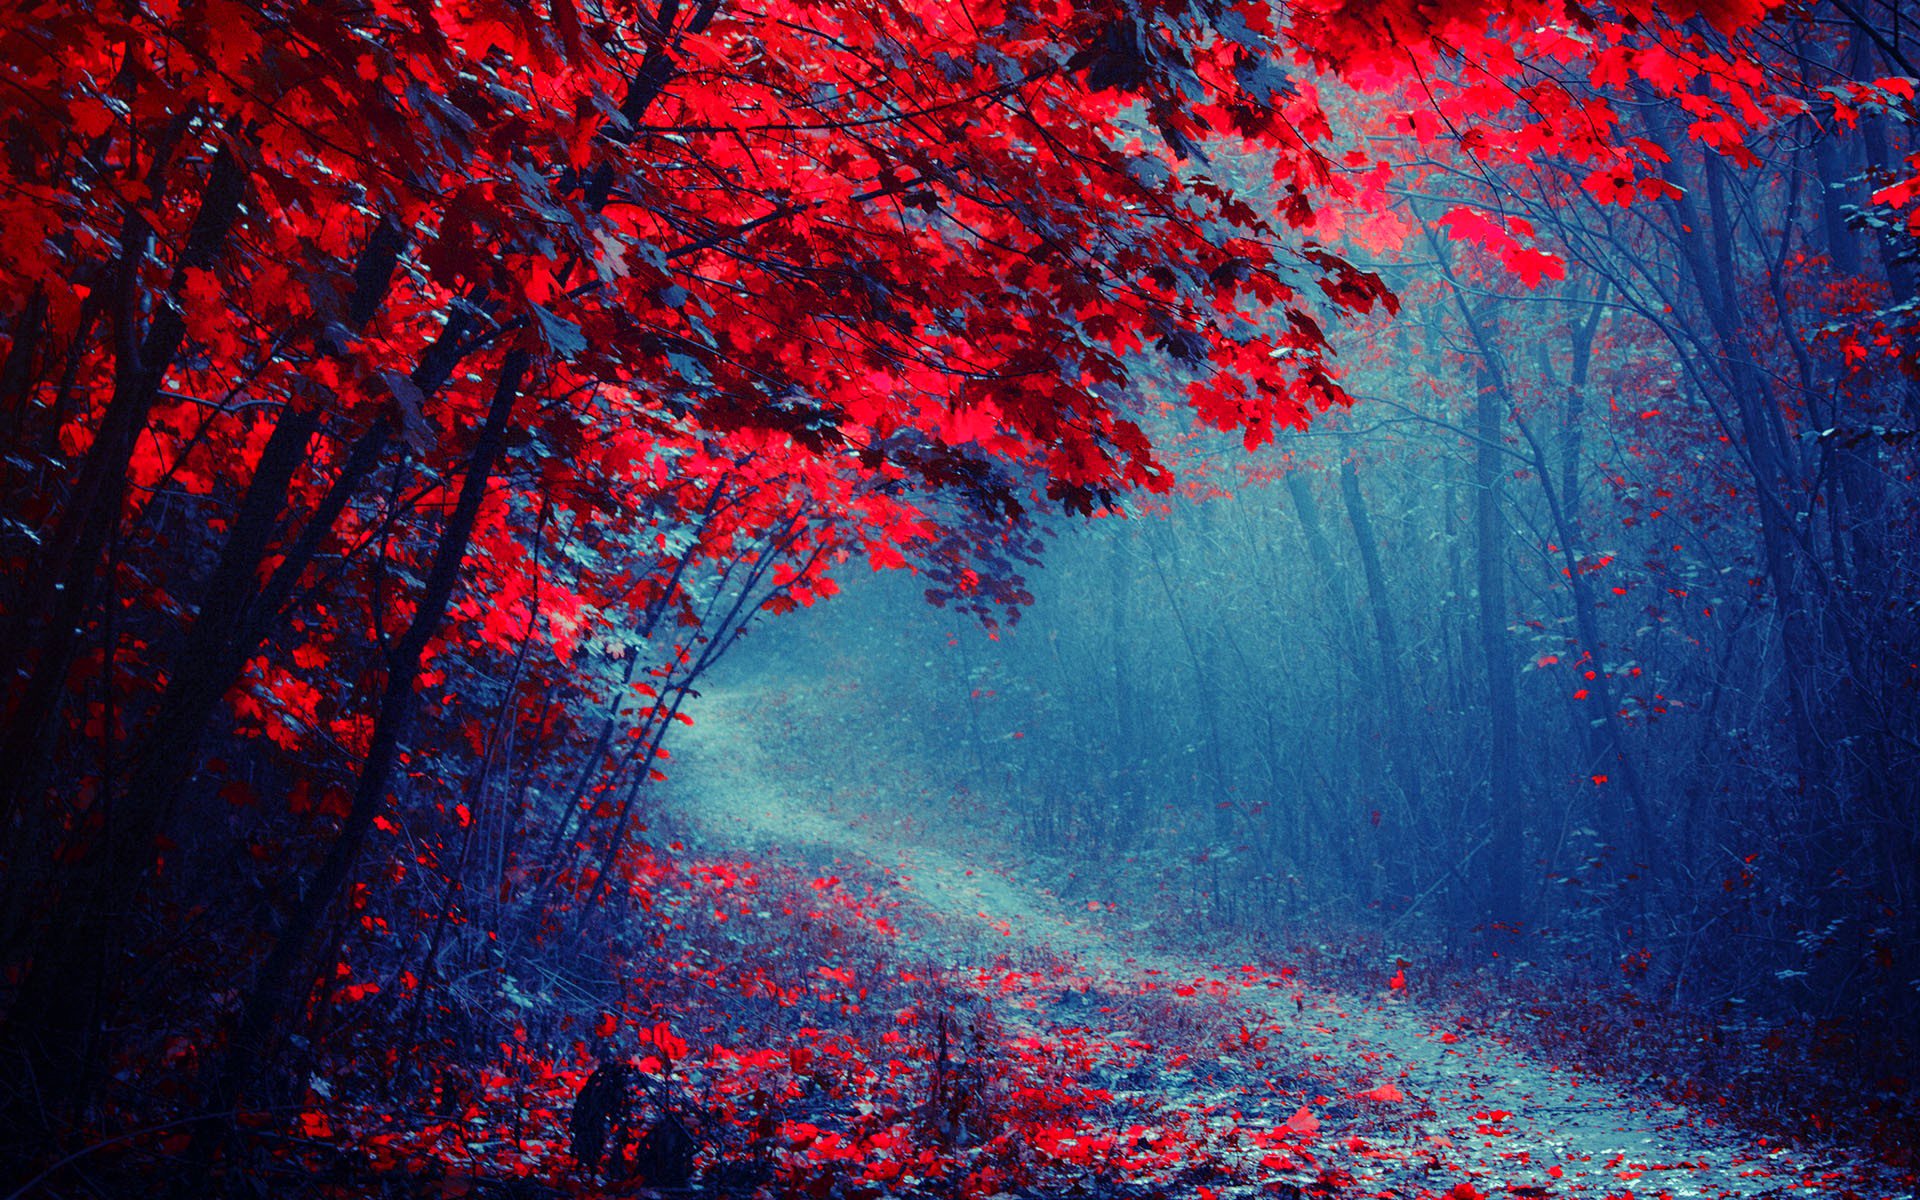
1473, 364, 1524, 934
0, 136, 245, 823
0, 222, 406, 1125
1338, 450, 1424, 824
184, 349, 529, 1175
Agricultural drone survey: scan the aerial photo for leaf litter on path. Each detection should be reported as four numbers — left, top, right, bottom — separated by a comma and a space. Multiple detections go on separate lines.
666, 679, 1908, 1199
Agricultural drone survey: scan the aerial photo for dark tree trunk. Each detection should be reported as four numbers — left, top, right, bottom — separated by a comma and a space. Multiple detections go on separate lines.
184, 349, 529, 1175
0, 136, 245, 823
1473, 364, 1524, 933
0, 222, 407, 1127
1338, 450, 1424, 824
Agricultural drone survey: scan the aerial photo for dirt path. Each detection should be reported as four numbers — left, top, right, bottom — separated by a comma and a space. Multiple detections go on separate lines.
667, 677, 1901, 1199
666, 678, 1111, 965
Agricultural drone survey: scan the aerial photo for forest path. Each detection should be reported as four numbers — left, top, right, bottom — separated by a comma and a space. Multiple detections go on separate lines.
666, 675, 1894, 1199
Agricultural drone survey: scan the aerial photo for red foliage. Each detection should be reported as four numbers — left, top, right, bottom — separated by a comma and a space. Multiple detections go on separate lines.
7, 0, 1908, 1190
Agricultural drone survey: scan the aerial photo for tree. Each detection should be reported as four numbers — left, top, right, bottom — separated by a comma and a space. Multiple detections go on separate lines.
0, 0, 1398, 1157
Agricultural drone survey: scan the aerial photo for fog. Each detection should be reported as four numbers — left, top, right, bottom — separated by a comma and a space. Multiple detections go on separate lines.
725, 379, 1918, 1036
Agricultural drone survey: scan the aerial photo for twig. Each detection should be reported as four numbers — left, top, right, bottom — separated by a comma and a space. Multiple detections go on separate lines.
1384, 834, 1495, 937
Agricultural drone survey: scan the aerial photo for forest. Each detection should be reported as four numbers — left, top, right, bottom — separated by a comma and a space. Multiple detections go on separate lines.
0, 0, 1914, 1195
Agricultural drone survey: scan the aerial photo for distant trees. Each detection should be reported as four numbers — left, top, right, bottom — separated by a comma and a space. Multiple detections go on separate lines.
935, 0, 1919, 1028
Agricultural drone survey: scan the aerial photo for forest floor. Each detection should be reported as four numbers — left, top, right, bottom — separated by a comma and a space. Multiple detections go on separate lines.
661, 671, 1911, 1200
